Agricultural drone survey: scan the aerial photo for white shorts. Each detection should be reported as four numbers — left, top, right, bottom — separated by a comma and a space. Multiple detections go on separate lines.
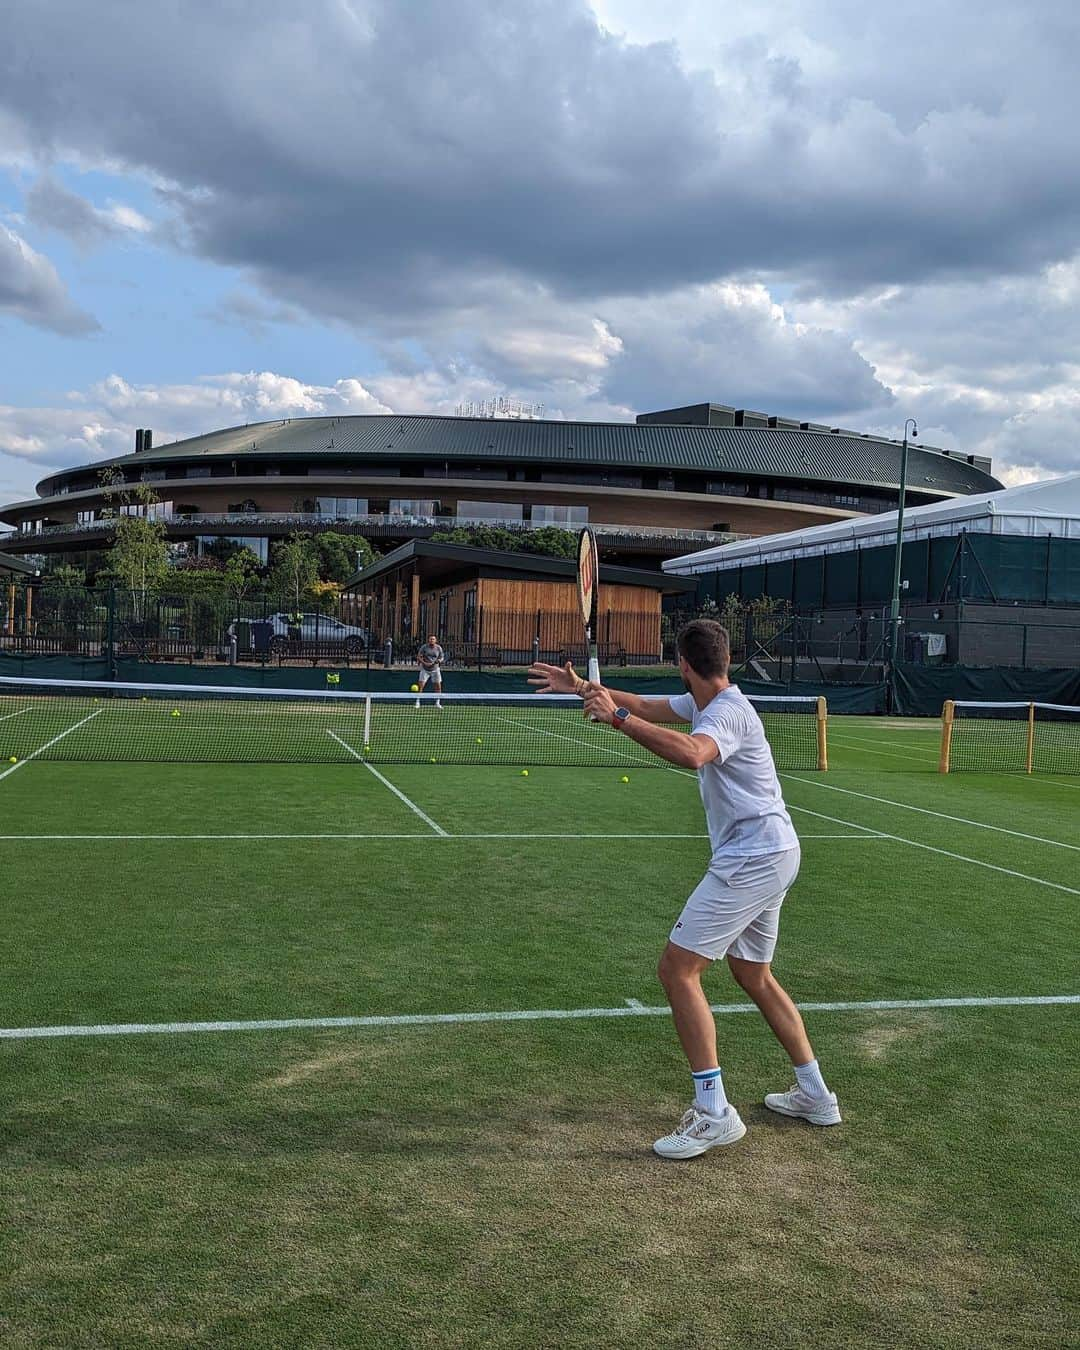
417, 667, 442, 687
669, 847, 801, 964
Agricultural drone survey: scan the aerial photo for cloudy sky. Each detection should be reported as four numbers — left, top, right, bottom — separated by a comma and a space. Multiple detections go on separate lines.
1, 0, 1078, 506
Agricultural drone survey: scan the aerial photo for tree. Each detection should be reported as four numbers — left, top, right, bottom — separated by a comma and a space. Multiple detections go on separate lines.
98, 476, 169, 621
223, 548, 262, 601
269, 532, 320, 610
313, 531, 376, 584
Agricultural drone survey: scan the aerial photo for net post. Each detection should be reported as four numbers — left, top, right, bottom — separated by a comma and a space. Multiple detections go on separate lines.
939, 699, 955, 773
816, 696, 828, 771
1026, 702, 1035, 774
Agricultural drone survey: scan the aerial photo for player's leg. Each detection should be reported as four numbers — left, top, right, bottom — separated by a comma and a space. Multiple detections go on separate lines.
431, 675, 443, 709
651, 866, 759, 1159
724, 851, 841, 1126
415, 668, 429, 708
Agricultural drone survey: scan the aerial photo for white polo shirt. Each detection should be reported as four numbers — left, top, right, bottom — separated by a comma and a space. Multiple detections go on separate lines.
666, 686, 799, 861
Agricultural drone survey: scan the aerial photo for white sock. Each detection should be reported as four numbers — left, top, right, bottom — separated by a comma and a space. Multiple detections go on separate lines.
691, 1067, 728, 1116
794, 1059, 830, 1099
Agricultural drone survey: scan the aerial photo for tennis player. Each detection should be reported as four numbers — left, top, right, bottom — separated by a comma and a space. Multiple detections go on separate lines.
529, 618, 840, 1159
415, 633, 444, 709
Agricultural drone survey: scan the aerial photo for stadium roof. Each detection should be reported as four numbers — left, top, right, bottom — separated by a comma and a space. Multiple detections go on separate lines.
663, 474, 1080, 574
0, 551, 38, 575
34, 413, 1000, 500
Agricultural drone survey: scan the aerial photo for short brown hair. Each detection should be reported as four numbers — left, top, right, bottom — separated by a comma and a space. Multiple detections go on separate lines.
676, 619, 730, 679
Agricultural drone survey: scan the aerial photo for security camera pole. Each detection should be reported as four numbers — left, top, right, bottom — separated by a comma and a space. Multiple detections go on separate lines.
888, 418, 918, 669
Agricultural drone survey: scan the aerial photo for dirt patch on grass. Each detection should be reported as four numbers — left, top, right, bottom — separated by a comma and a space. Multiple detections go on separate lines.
855, 1013, 943, 1061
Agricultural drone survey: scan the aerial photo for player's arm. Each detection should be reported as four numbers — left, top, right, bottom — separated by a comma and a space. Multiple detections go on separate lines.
526, 661, 684, 723
582, 685, 720, 769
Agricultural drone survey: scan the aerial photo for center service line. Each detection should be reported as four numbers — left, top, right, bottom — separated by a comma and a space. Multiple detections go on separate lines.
326, 730, 448, 836
2, 994, 1077, 1041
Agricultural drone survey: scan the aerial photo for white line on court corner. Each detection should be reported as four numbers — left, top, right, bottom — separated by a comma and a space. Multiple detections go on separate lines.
0, 705, 33, 723
783, 774, 1080, 852
789, 803, 1080, 896
0, 831, 886, 842
0, 709, 104, 783
2, 993, 1076, 1041
327, 731, 449, 836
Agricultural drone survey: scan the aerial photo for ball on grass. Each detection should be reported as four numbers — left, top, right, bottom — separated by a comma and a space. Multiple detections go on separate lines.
9, 756, 17, 764
410, 683, 420, 692
430, 756, 437, 764
520, 769, 529, 777
620, 775, 630, 783
476, 737, 483, 744
171, 709, 180, 717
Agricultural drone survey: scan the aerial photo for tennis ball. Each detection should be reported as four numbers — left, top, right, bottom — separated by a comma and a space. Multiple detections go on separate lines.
620, 775, 630, 783
476, 737, 483, 744
430, 756, 436, 763
520, 769, 529, 777
171, 709, 180, 717
363, 744, 370, 752
8, 756, 17, 764
410, 683, 420, 692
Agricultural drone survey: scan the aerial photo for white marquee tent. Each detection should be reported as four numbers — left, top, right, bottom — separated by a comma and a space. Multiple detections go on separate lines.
663, 473, 1080, 576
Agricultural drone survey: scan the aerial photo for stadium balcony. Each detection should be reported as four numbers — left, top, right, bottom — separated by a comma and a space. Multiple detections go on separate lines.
0, 512, 748, 562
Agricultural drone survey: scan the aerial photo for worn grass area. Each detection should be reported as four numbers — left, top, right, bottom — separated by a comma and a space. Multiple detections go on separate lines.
1, 714, 1077, 1347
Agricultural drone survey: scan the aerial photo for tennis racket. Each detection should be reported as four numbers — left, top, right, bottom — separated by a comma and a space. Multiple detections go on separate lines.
576, 527, 600, 719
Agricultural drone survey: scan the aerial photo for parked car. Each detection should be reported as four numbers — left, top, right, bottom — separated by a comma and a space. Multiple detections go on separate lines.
266, 612, 372, 654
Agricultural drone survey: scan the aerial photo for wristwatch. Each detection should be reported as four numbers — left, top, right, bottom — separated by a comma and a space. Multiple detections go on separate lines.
613, 707, 632, 732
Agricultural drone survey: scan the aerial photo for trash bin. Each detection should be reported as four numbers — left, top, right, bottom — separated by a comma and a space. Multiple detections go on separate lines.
251, 620, 273, 656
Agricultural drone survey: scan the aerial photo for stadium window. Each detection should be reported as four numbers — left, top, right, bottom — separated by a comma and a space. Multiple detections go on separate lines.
531, 503, 588, 524
390, 499, 440, 516
187, 466, 212, 478
458, 500, 523, 522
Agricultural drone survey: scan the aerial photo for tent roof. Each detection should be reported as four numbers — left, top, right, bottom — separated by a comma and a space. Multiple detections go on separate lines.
663, 473, 1080, 574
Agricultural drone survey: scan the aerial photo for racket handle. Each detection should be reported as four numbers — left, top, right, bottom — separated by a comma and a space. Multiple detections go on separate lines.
587, 656, 600, 684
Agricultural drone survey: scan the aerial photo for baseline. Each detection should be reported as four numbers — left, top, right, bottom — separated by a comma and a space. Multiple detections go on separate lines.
3, 993, 1076, 1042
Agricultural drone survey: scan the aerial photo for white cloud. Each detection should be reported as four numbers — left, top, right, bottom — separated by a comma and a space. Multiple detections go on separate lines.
0, 223, 98, 334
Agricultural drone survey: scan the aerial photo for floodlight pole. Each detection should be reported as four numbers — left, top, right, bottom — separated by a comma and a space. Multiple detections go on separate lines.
888, 418, 918, 670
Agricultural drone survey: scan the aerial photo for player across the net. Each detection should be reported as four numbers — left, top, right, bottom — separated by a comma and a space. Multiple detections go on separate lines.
0, 676, 828, 770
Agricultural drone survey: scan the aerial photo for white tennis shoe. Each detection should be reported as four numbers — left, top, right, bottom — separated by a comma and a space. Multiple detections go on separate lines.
764, 1086, 842, 1126
652, 1103, 746, 1159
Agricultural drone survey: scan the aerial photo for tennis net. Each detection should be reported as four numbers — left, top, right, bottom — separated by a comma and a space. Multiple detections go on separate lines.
0, 677, 827, 770
940, 699, 1080, 773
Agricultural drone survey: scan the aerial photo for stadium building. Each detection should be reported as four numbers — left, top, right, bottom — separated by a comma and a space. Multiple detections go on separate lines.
0, 402, 1000, 571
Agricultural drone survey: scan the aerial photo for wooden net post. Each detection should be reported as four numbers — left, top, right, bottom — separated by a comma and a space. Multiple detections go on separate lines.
1026, 702, 1036, 775
816, 696, 828, 772
939, 700, 955, 773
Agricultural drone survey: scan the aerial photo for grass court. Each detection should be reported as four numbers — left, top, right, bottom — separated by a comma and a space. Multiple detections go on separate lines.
1, 707, 1077, 1348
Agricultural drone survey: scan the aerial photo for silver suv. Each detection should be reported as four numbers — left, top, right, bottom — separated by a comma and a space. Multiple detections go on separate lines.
268, 612, 371, 654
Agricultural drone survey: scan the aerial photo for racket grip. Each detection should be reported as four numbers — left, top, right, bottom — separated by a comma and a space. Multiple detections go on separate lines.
585, 655, 601, 720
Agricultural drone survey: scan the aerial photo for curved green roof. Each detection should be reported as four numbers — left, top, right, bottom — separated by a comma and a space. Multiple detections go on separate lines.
35, 413, 1000, 499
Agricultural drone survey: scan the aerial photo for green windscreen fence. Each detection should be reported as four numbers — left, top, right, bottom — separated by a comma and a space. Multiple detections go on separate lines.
691, 532, 1080, 609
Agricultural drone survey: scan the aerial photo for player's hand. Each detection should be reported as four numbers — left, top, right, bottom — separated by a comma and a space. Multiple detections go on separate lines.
582, 685, 617, 724
527, 660, 580, 694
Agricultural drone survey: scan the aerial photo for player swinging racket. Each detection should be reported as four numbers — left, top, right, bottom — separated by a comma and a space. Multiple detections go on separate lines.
415, 634, 444, 709
528, 618, 840, 1160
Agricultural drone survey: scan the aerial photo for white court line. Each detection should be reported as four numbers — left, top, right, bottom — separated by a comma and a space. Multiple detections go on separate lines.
783, 774, 1080, 852
492, 712, 653, 767
0, 831, 882, 842
327, 730, 448, 836
789, 803, 1080, 896
2, 992, 1076, 1041
0, 709, 104, 783
0, 705, 32, 723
